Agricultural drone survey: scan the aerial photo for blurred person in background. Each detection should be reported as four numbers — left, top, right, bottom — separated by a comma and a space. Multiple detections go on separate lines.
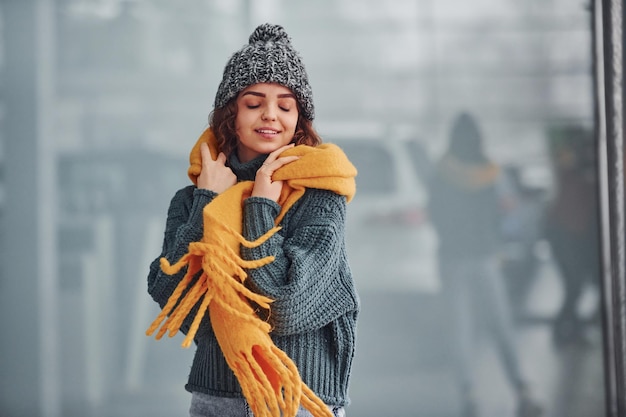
545, 125, 600, 347
498, 164, 548, 318
146, 24, 359, 417
428, 112, 542, 417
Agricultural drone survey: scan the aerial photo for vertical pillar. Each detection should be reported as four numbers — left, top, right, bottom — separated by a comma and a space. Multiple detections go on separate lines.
594, 0, 626, 416
0, 1, 59, 416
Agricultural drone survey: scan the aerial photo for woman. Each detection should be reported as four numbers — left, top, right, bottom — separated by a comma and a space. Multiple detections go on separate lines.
428, 113, 542, 417
146, 24, 359, 417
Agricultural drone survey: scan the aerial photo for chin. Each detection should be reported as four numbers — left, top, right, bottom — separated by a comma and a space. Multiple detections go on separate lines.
256, 143, 284, 154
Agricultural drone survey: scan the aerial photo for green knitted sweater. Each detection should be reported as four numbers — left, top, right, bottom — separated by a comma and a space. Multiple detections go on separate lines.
147, 151, 360, 406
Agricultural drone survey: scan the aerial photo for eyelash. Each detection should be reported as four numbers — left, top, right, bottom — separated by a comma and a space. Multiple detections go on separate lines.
246, 104, 291, 112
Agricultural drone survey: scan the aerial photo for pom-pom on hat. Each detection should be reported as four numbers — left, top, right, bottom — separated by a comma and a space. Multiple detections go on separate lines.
213, 23, 315, 121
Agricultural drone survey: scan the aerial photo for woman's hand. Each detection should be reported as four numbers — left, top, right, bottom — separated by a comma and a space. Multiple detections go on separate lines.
252, 143, 300, 201
197, 142, 237, 193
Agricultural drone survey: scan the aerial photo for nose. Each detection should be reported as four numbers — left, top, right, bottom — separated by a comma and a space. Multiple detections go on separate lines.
261, 105, 277, 121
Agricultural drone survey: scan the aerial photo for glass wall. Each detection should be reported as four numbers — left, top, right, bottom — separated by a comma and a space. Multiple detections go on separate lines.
0, 1, 608, 417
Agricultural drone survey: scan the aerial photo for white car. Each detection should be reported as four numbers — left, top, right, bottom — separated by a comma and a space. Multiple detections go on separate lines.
329, 135, 440, 294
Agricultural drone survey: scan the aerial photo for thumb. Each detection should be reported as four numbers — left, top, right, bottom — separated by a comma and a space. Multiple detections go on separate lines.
216, 152, 227, 165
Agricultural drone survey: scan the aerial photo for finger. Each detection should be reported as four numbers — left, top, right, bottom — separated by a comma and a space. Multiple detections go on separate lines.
261, 155, 300, 172
216, 152, 227, 165
200, 142, 213, 162
267, 143, 296, 161
274, 155, 300, 167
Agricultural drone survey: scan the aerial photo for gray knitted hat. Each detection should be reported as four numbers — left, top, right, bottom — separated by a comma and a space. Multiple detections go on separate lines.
214, 23, 314, 121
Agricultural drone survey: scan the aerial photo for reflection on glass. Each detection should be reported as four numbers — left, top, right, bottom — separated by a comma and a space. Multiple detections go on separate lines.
545, 125, 600, 347
428, 113, 543, 417
0, 1, 607, 417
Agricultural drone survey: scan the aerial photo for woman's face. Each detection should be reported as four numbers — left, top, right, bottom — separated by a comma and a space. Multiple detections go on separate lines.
235, 83, 299, 163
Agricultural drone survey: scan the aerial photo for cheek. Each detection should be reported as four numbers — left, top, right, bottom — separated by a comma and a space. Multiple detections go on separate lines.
235, 105, 254, 127
286, 115, 299, 133
234, 112, 249, 134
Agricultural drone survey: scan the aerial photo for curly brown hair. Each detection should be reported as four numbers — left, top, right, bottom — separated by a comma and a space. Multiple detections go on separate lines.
209, 98, 322, 157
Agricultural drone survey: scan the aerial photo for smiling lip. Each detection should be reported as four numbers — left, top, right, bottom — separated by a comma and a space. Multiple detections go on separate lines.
256, 128, 280, 138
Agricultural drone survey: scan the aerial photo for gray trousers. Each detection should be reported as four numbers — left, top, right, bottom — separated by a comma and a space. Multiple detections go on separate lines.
439, 256, 526, 395
189, 391, 346, 417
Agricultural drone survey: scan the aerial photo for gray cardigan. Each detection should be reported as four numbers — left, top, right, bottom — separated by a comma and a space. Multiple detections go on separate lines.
147, 152, 359, 406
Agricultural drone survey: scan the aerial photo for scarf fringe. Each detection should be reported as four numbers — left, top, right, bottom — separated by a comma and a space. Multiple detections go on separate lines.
147, 214, 334, 417
301, 384, 334, 417
221, 332, 333, 417
234, 344, 301, 417
145, 224, 279, 346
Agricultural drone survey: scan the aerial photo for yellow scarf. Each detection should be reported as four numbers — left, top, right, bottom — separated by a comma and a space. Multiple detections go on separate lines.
146, 128, 356, 417
439, 155, 500, 189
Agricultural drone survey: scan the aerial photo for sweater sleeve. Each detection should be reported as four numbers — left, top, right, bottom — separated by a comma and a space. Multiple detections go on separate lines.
241, 188, 359, 336
147, 185, 216, 335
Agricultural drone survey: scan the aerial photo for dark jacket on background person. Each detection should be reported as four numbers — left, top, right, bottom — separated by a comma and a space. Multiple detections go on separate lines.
428, 113, 502, 259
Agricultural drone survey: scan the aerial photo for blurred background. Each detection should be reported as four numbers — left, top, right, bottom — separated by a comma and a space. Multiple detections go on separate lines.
0, 1, 607, 417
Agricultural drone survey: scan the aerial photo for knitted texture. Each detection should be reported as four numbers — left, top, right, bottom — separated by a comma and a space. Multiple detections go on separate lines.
147, 128, 356, 417
214, 23, 314, 121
